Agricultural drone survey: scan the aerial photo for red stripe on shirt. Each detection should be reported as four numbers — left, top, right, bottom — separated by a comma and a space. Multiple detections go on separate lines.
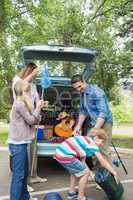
84, 136, 92, 145
53, 154, 76, 163
65, 140, 81, 157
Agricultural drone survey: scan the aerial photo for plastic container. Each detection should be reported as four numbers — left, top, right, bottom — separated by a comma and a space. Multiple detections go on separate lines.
95, 168, 124, 200
36, 128, 44, 140
43, 192, 63, 200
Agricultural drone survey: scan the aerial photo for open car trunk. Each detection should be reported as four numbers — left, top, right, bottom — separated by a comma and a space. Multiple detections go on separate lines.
20, 44, 97, 156
36, 82, 80, 156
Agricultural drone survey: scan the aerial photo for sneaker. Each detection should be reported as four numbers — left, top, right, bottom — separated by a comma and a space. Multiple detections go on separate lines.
30, 176, 47, 184
27, 185, 34, 192
30, 198, 38, 200
96, 184, 101, 190
77, 197, 94, 200
88, 173, 95, 182
67, 191, 78, 200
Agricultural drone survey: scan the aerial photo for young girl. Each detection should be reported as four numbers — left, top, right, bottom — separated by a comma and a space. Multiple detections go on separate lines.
8, 80, 43, 200
12, 63, 47, 188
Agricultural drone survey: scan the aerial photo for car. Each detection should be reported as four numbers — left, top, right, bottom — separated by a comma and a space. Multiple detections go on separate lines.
20, 44, 97, 157
118, 78, 133, 90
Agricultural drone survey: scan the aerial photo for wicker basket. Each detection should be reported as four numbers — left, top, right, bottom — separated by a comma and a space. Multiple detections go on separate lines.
44, 125, 53, 139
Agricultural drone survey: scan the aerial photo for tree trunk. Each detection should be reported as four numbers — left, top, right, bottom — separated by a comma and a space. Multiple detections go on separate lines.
0, 0, 13, 104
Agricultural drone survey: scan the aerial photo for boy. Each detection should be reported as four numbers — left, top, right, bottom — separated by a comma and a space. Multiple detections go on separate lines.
53, 129, 118, 200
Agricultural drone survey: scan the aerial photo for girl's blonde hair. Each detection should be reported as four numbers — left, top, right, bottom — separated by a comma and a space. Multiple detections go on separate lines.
14, 80, 30, 96
14, 80, 32, 113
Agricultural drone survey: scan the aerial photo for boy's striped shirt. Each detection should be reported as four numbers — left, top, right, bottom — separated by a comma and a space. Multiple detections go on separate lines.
53, 136, 100, 163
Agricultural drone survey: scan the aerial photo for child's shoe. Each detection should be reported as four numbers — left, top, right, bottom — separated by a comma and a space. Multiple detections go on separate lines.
30, 198, 38, 200
30, 176, 47, 184
27, 184, 34, 192
67, 191, 78, 199
77, 197, 94, 200
88, 173, 95, 182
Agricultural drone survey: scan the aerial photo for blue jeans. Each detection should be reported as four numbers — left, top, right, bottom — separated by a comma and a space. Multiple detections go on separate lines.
9, 144, 30, 200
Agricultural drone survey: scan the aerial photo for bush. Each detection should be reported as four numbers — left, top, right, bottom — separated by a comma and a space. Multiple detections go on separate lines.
111, 102, 133, 124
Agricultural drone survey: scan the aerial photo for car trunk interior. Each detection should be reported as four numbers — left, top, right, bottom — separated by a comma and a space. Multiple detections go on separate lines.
37, 84, 80, 142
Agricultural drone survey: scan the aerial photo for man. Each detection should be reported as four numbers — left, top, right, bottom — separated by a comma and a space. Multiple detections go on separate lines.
53, 129, 118, 200
71, 74, 113, 158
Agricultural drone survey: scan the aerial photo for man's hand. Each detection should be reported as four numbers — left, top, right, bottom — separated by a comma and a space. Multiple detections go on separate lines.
88, 128, 98, 137
72, 125, 81, 135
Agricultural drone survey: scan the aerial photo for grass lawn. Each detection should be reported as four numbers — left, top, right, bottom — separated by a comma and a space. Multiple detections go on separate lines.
0, 128, 8, 146
0, 127, 133, 149
112, 134, 133, 149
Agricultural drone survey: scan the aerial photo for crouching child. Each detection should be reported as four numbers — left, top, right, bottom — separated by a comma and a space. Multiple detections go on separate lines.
53, 129, 119, 200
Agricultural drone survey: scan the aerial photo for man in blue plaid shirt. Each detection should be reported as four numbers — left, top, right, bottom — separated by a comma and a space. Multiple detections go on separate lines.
71, 74, 113, 158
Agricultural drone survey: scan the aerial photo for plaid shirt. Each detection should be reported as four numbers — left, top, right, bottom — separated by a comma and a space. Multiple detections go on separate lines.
80, 84, 112, 125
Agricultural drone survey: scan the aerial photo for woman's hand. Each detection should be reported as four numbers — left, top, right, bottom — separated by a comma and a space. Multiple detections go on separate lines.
31, 68, 40, 77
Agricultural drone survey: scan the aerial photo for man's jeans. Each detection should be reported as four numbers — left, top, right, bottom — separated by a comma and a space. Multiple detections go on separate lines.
9, 144, 30, 200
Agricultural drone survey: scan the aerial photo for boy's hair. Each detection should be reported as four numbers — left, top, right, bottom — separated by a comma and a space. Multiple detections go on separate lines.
90, 128, 108, 143
14, 80, 31, 97
97, 129, 107, 143
71, 74, 84, 85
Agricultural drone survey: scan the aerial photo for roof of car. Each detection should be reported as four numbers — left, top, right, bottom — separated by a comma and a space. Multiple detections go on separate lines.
21, 44, 97, 63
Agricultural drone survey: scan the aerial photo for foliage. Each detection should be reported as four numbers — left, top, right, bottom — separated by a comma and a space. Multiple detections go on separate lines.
0, 128, 8, 146
111, 99, 133, 124
109, 86, 122, 105
0, 0, 132, 119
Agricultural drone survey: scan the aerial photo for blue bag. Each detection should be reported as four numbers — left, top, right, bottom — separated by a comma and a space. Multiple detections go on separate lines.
43, 192, 63, 200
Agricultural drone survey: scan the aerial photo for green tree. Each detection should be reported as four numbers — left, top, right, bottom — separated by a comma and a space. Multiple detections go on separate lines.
0, 0, 132, 119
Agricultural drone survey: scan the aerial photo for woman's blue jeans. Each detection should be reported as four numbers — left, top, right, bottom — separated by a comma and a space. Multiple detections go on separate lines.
9, 143, 30, 200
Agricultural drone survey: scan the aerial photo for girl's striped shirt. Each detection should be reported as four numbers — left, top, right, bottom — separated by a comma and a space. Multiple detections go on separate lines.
53, 136, 100, 163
